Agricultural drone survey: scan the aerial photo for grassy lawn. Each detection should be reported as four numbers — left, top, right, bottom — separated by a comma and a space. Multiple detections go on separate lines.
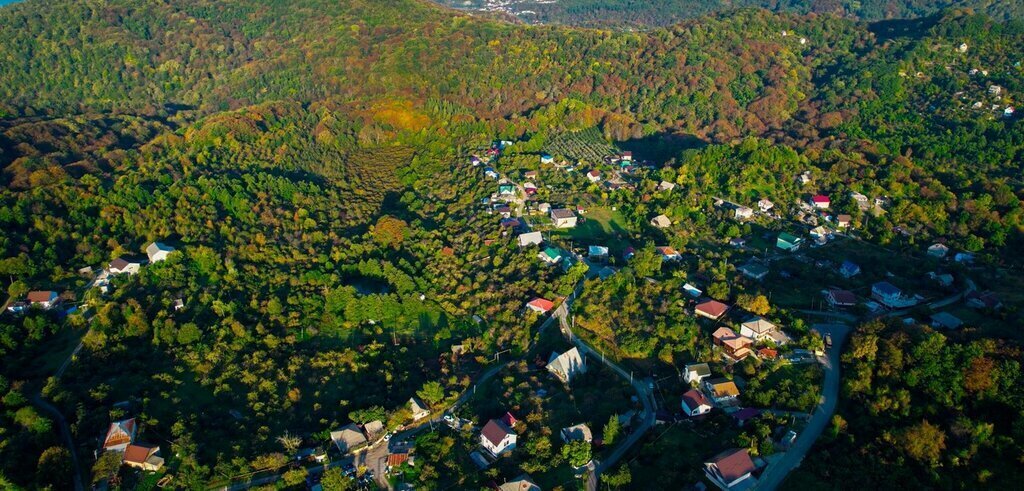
551, 206, 632, 252
21, 323, 88, 382
618, 420, 740, 490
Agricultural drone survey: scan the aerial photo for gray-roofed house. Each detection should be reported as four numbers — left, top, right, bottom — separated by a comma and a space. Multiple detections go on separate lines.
547, 347, 586, 384
409, 397, 430, 421
146, 242, 175, 263
684, 363, 712, 384
330, 423, 367, 453
550, 208, 577, 228
560, 423, 593, 443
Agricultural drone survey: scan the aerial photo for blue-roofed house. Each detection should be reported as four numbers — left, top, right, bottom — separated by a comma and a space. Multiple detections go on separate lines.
839, 261, 861, 278
540, 154, 554, 165
588, 245, 609, 261
484, 167, 499, 179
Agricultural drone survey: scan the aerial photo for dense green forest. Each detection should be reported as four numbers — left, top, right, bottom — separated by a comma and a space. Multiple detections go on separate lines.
437, 0, 1024, 26
0, 0, 1022, 489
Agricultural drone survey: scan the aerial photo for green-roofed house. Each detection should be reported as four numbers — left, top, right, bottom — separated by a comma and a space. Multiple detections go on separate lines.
539, 247, 563, 264
738, 261, 770, 280
498, 183, 516, 195
776, 232, 803, 252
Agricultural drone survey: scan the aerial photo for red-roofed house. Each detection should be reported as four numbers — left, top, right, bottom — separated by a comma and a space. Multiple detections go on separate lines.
526, 298, 555, 314
480, 418, 517, 457
26, 290, 60, 309
681, 389, 712, 417
811, 195, 830, 209
696, 300, 729, 320
123, 444, 164, 471
103, 418, 137, 452
704, 448, 757, 490
825, 289, 857, 308
712, 327, 753, 361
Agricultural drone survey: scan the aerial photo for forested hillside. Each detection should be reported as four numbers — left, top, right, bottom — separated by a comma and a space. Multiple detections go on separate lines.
437, 0, 1024, 26
0, 0, 1022, 489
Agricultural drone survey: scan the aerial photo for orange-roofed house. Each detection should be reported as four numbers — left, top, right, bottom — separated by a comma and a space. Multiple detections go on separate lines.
123, 444, 164, 471
103, 418, 137, 452
526, 298, 555, 314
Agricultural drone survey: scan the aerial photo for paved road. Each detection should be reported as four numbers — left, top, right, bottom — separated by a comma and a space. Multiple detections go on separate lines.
30, 394, 85, 491
753, 323, 851, 491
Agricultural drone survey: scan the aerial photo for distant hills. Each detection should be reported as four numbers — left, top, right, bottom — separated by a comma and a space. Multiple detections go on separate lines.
435, 0, 1024, 26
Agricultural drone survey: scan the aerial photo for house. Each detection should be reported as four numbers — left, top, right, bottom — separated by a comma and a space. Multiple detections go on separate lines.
586, 170, 601, 183
540, 154, 554, 165
683, 363, 711, 384
734, 206, 754, 220
173, 298, 185, 311
966, 291, 1001, 310
123, 444, 164, 471
484, 167, 499, 179
501, 217, 522, 229
538, 202, 552, 214
757, 198, 774, 212
26, 290, 59, 309
656, 246, 682, 261
988, 84, 1003, 95
331, 424, 368, 453
704, 448, 753, 491
838, 260, 861, 278
929, 272, 954, 287
498, 474, 540, 491
738, 261, 769, 281
927, 243, 949, 258
811, 195, 830, 209
597, 266, 617, 280
146, 242, 175, 263
712, 327, 753, 360
588, 245, 609, 261
681, 389, 713, 417
409, 397, 430, 421
658, 181, 676, 192
363, 420, 385, 439
1005, 107, 1016, 118
493, 204, 512, 217
109, 257, 143, 275
523, 182, 538, 195
622, 247, 635, 260
810, 226, 829, 243
729, 237, 746, 248
480, 418, 517, 457
797, 171, 812, 185
836, 214, 852, 228
776, 232, 803, 252
695, 300, 729, 320
103, 418, 137, 452
757, 348, 778, 360
538, 247, 562, 264
518, 231, 544, 247
872, 281, 914, 308
767, 330, 791, 346
547, 347, 586, 384
851, 192, 869, 210
650, 214, 672, 228
621, 151, 633, 162
386, 451, 412, 473
703, 378, 741, 404
825, 289, 857, 308
683, 283, 703, 298
498, 183, 516, 195
550, 208, 578, 228
739, 317, 777, 342
731, 408, 762, 427
560, 424, 593, 443
524, 170, 538, 180
526, 298, 555, 314
930, 312, 963, 329
954, 252, 975, 264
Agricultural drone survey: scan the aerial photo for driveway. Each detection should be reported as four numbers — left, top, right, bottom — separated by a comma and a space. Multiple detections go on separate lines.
754, 323, 850, 490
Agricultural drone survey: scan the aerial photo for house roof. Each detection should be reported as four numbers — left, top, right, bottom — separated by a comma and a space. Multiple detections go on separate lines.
696, 300, 729, 318
27, 290, 57, 303
551, 208, 575, 219
712, 327, 738, 341
481, 419, 514, 447
682, 389, 711, 410
527, 298, 555, 312
330, 423, 367, 450
498, 474, 541, 491
123, 444, 157, 464
588, 245, 609, 256
732, 408, 762, 422
685, 363, 711, 377
387, 452, 409, 467
651, 214, 672, 227
931, 312, 963, 329
561, 423, 592, 442
146, 242, 173, 255
542, 247, 561, 260
547, 347, 585, 380
873, 281, 901, 296
812, 194, 830, 203
827, 289, 857, 305
707, 379, 740, 398
837, 214, 852, 222
722, 336, 752, 350
777, 232, 802, 244
840, 260, 859, 272
656, 246, 679, 256
741, 317, 776, 335
104, 418, 136, 449
707, 448, 756, 483
739, 262, 769, 277
364, 420, 385, 436
518, 231, 543, 245
758, 348, 778, 359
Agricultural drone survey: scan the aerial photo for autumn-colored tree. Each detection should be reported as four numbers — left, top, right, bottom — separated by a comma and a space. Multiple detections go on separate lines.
372, 216, 408, 248
737, 293, 770, 315
898, 420, 946, 464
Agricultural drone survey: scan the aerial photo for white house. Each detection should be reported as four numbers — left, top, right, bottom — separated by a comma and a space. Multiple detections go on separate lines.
108, 257, 143, 275
518, 231, 543, 247
872, 281, 915, 308
409, 397, 430, 421
123, 444, 164, 472
927, 243, 949, 258
550, 208, 578, 228
586, 170, 601, 183
26, 290, 59, 310
684, 363, 711, 384
681, 389, 712, 417
650, 214, 672, 228
704, 448, 757, 490
146, 242, 175, 263
734, 206, 753, 220
102, 418, 137, 452
739, 317, 777, 342
547, 347, 586, 384
757, 198, 774, 212
480, 418, 517, 457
